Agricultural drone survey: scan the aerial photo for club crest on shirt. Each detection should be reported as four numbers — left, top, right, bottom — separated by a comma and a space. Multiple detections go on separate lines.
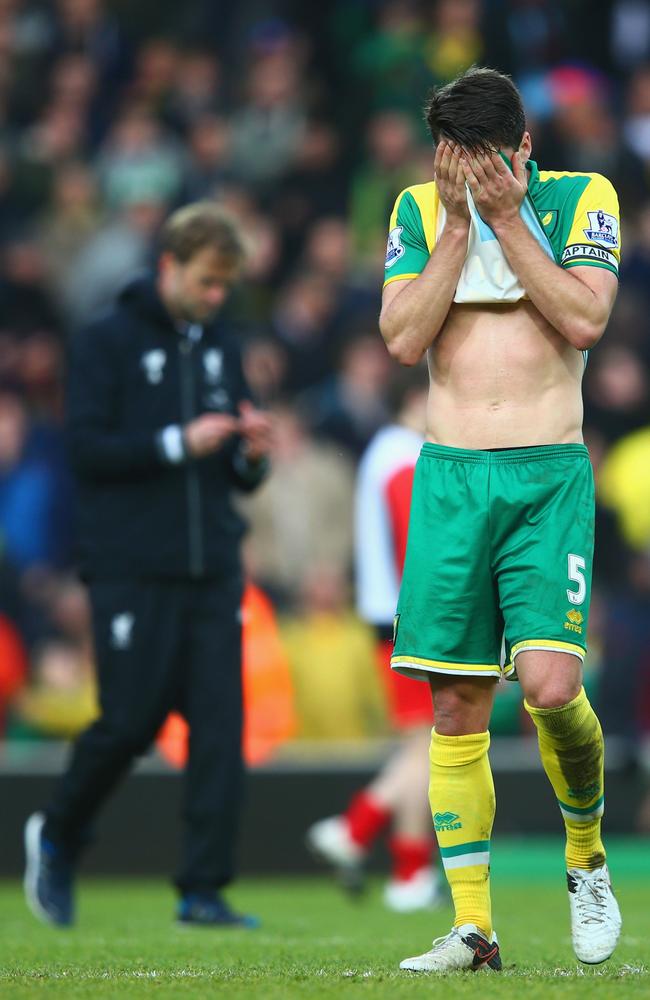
583, 209, 618, 248
203, 348, 223, 384
141, 349, 166, 385
110, 612, 135, 649
385, 226, 405, 268
539, 209, 558, 237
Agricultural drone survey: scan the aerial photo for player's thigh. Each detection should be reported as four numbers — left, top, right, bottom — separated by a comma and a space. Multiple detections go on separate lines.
393, 448, 501, 675
496, 446, 594, 673
516, 649, 583, 709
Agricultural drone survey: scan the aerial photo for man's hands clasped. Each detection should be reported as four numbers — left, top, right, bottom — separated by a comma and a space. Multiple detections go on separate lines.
461, 147, 528, 226
435, 139, 528, 228
184, 402, 272, 461
237, 400, 273, 462
434, 140, 470, 227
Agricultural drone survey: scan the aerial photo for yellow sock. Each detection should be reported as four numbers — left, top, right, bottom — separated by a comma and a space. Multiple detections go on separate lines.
525, 687, 605, 871
429, 729, 494, 938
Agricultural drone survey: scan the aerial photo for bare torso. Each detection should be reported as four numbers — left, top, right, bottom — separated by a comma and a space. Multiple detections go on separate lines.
426, 299, 584, 449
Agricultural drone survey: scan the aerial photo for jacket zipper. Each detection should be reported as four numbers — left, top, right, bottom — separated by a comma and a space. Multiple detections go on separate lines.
179, 336, 204, 577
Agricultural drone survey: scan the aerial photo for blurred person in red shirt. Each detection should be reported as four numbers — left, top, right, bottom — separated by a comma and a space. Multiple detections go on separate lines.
306, 367, 443, 912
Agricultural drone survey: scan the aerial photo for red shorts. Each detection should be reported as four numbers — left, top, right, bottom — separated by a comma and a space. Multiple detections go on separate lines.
376, 639, 433, 729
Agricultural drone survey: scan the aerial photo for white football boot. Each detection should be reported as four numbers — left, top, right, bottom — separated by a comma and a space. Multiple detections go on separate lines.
400, 924, 502, 973
305, 816, 365, 893
567, 864, 622, 964
383, 866, 444, 913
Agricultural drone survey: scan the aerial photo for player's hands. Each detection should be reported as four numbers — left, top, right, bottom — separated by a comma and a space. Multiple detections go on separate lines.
184, 413, 239, 457
238, 400, 273, 462
461, 149, 528, 226
434, 140, 470, 227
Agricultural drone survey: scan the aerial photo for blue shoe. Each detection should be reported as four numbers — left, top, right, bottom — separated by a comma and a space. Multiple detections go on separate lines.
24, 812, 75, 927
177, 892, 259, 928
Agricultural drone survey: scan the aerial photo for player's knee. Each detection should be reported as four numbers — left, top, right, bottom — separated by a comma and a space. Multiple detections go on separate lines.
517, 652, 584, 709
430, 679, 494, 735
524, 678, 582, 710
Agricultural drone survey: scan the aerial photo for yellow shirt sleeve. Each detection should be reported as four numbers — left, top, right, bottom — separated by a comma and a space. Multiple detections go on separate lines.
561, 174, 621, 276
383, 183, 438, 287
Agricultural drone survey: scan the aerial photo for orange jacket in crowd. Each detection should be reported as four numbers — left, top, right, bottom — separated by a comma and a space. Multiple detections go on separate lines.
157, 582, 296, 768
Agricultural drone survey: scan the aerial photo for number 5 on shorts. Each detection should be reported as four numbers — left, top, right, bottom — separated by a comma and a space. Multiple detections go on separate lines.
567, 553, 586, 605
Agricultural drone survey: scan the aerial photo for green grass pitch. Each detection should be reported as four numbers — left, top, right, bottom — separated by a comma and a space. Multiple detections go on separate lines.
1, 838, 648, 998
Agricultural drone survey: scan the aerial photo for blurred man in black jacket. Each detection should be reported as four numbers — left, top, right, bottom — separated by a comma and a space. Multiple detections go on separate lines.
24, 202, 272, 928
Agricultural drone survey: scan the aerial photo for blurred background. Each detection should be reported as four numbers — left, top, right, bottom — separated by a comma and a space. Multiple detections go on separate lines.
1, 0, 650, 871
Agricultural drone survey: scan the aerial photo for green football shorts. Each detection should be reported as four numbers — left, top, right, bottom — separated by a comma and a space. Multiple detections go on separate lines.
391, 443, 594, 681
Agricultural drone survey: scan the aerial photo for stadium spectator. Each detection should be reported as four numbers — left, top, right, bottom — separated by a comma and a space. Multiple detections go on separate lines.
94, 106, 185, 212
270, 271, 341, 392
273, 121, 348, 266
51, 0, 130, 91
13, 100, 88, 214
228, 45, 307, 189
346, 0, 431, 122
423, 0, 484, 85
0, 386, 64, 571
619, 203, 650, 316
36, 161, 104, 305
166, 49, 224, 133
10, 637, 96, 741
126, 38, 180, 121
583, 344, 650, 445
0, 148, 28, 242
240, 404, 354, 607
301, 216, 381, 326
180, 114, 232, 202
599, 425, 650, 550
611, 0, 650, 71
301, 332, 392, 458
281, 564, 386, 741
60, 193, 165, 328
0, 237, 62, 340
348, 110, 421, 268
623, 64, 650, 165
23, 201, 272, 929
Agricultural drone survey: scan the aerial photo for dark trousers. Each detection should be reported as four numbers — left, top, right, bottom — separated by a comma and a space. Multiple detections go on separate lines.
44, 575, 244, 893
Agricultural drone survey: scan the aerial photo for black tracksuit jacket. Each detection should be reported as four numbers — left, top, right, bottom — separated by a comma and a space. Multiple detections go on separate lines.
67, 276, 267, 580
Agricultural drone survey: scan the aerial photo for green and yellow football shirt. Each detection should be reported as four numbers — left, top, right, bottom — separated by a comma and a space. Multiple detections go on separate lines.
383, 160, 621, 287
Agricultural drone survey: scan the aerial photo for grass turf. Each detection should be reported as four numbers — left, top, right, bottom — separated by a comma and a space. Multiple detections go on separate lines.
1, 837, 648, 999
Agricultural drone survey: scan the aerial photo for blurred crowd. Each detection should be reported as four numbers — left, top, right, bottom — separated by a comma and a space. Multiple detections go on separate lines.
0, 0, 649, 774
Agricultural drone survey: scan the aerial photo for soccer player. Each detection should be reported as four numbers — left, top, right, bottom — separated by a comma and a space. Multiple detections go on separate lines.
379, 67, 622, 972
307, 370, 442, 912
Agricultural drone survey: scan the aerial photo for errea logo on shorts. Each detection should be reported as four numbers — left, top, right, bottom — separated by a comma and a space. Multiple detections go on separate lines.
564, 609, 583, 634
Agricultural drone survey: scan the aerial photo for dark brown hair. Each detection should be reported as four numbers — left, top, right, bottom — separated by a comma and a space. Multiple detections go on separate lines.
424, 67, 526, 154
160, 201, 246, 265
